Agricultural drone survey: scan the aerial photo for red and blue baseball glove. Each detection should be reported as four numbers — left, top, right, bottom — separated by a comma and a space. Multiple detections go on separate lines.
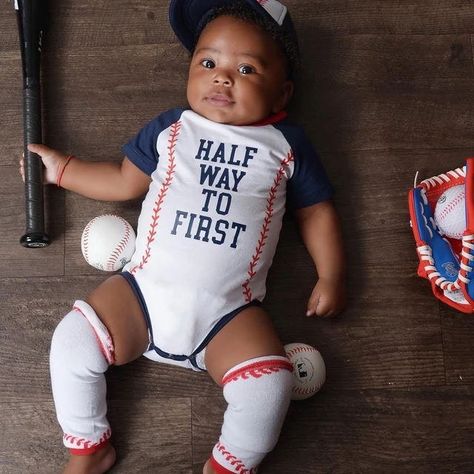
408, 158, 474, 313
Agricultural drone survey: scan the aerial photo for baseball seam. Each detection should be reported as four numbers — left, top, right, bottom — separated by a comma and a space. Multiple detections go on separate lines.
105, 216, 132, 271
286, 346, 318, 358
81, 217, 98, 264
287, 346, 322, 396
293, 385, 321, 395
437, 190, 465, 225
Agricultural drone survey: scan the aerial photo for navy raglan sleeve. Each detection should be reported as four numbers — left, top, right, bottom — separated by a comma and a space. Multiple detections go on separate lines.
121, 108, 185, 176
276, 123, 334, 209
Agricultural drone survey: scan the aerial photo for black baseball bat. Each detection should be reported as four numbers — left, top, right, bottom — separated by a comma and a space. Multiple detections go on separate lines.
15, 0, 50, 248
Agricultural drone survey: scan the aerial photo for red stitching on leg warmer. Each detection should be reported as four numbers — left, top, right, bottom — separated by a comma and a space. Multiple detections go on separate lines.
222, 358, 293, 386
211, 449, 258, 474
66, 429, 111, 455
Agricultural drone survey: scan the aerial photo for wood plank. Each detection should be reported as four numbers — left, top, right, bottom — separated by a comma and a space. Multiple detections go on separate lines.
191, 396, 224, 473
0, 275, 219, 401
0, 401, 66, 474
0, 399, 193, 474
263, 150, 473, 389
288, 0, 474, 35
0, 51, 22, 165
441, 303, 474, 385
106, 399, 193, 474
0, 166, 64, 277
1, 2, 473, 472
3, 29, 474, 159
3, 36, 473, 162
2, 0, 474, 53
292, 34, 474, 153
0, 0, 173, 52
192, 387, 474, 473
265, 271, 445, 389
0, 44, 188, 165
0, 324, 218, 401
38, 44, 188, 158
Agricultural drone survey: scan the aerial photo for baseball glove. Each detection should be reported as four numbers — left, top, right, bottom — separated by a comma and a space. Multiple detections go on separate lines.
408, 158, 474, 313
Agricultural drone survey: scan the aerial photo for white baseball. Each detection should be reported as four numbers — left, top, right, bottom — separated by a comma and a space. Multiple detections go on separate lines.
284, 343, 326, 400
81, 215, 136, 272
434, 185, 466, 239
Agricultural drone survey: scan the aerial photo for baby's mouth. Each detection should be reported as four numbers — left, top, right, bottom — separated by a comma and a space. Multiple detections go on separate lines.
206, 93, 234, 107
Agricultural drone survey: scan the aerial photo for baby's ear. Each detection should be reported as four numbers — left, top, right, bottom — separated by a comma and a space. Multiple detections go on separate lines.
273, 80, 294, 113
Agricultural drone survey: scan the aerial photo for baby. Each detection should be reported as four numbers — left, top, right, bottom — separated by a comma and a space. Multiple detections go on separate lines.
22, 0, 346, 472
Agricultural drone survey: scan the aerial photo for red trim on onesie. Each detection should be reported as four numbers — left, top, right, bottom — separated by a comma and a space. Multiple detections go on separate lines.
251, 111, 287, 126
211, 447, 258, 474
222, 359, 293, 386
66, 429, 111, 455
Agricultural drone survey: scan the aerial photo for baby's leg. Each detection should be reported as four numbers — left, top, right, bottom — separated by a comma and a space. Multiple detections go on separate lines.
50, 275, 149, 473
204, 306, 293, 474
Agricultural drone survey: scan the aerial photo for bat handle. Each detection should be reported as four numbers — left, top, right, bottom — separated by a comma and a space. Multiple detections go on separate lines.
20, 86, 49, 248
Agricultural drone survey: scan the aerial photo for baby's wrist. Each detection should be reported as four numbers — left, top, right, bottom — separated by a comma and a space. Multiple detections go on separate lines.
56, 155, 75, 187
317, 272, 346, 286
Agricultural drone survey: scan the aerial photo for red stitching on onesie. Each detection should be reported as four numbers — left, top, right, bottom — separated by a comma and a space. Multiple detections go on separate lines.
242, 151, 294, 302
131, 121, 182, 273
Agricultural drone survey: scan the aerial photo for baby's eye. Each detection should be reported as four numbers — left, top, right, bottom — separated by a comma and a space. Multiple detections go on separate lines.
201, 59, 215, 69
238, 65, 255, 75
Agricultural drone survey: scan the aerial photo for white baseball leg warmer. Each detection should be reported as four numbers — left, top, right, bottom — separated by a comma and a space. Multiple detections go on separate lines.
50, 300, 115, 455
211, 355, 294, 473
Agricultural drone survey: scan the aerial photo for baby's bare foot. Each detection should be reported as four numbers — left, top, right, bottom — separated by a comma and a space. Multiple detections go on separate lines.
62, 444, 116, 474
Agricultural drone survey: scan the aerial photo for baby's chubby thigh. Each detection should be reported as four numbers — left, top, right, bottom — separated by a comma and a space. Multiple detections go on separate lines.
86, 275, 149, 365
205, 305, 286, 385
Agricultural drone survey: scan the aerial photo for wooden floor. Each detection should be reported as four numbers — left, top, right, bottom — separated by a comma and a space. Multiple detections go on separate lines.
1, 1, 474, 472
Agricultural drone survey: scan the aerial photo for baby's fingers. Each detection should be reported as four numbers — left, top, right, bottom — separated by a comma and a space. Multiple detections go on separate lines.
27, 143, 51, 157
19, 153, 25, 182
315, 298, 331, 317
306, 292, 320, 317
308, 293, 336, 318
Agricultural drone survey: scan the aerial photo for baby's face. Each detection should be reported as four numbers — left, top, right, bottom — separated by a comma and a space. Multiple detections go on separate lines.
187, 15, 293, 126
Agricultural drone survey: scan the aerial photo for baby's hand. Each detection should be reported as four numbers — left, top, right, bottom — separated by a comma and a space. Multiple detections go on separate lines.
306, 277, 346, 318
19, 144, 68, 185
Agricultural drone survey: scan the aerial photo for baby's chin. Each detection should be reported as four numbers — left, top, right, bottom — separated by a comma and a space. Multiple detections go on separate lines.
189, 103, 266, 126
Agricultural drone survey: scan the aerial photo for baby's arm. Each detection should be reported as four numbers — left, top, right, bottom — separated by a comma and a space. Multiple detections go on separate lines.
295, 200, 346, 317
25, 144, 151, 201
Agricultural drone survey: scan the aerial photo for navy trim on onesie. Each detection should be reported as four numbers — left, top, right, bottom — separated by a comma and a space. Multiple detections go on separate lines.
273, 120, 334, 209
121, 108, 185, 176
120, 271, 260, 371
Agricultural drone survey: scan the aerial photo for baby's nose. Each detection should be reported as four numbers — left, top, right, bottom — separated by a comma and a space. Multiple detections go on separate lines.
213, 71, 233, 86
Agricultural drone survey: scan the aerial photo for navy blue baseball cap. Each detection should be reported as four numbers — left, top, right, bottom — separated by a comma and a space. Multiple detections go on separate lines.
169, 0, 297, 53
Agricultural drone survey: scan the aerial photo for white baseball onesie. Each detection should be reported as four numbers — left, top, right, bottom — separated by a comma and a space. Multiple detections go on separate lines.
121, 108, 333, 370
